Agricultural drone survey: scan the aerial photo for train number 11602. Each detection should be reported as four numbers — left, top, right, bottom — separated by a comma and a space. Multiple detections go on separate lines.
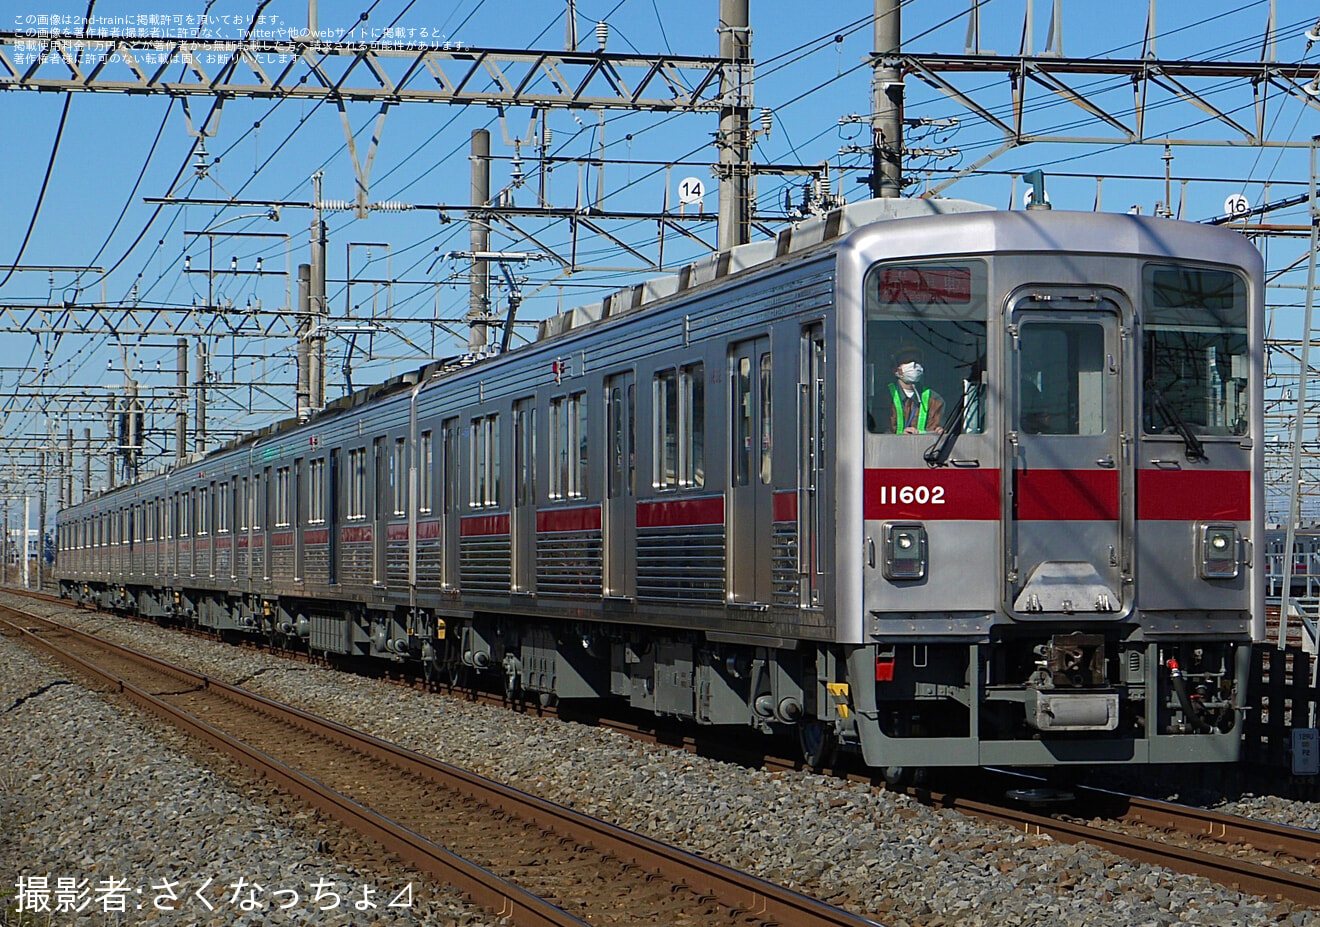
877, 484, 946, 505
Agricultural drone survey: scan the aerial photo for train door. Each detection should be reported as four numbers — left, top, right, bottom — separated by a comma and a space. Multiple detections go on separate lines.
729, 336, 773, 605
442, 417, 461, 588
373, 437, 388, 585
1005, 290, 1130, 617
262, 468, 273, 582
797, 325, 826, 608
294, 457, 305, 583
512, 398, 537, 593
604, 372, 636, 599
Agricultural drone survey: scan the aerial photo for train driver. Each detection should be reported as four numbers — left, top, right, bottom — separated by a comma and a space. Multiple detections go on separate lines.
888, 345, 945, 435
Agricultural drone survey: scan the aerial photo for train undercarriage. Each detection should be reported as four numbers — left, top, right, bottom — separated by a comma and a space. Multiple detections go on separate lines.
63, 578, 1247, 772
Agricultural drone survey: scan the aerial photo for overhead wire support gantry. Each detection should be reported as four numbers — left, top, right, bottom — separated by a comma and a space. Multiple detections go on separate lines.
0, 32, 729, 112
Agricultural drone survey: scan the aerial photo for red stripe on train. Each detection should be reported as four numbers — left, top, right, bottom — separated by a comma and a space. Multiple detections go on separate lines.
1016, 469, 1118, 521
1137, 469, 1250, 521
341, 525, 372, 544
461, 513, 510, 537
636, 496, 725, 528
773, 491, 797, 523
864, 468, 1000, 520
538, 505, 602, 533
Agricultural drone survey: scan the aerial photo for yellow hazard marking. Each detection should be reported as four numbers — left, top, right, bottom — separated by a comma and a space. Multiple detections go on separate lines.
826, 682, 851, 720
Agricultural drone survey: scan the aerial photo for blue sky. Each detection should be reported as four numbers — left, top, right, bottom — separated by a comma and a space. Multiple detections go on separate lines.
0, 0, 1317, 503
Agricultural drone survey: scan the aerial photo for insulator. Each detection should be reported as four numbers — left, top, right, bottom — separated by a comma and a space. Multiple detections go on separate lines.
542, 126, 552, 148
819, 173, 831, 198
596, 21, 608, 51
369, 201, 414, 212
760, 108, 773, 134
318, 199, 354, 212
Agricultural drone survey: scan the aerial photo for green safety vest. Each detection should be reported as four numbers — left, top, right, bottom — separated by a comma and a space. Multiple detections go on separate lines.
889, 383, 930, 432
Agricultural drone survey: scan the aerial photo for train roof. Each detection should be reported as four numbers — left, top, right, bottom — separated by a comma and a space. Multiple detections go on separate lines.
535, 196, 992, 342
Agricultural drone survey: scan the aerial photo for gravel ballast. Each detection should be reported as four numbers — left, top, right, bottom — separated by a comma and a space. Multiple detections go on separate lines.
5, 592, 1317, 927
0, 628, 497, 927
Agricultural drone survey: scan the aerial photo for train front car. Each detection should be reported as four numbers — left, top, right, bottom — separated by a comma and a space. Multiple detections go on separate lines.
836, 209, 1263, 770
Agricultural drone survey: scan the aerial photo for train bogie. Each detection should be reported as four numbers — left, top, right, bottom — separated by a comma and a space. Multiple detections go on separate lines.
57, 195, 1263, 771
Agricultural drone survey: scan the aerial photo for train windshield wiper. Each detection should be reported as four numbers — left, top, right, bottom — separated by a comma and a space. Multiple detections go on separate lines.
923, 393, 966, 467
1148, 384, 1206, 462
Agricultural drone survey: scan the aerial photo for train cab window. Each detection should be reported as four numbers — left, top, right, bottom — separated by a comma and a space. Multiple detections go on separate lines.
1017, 322, 1106, 435
1142, 264, 1249, 437
864, 259, 988, 436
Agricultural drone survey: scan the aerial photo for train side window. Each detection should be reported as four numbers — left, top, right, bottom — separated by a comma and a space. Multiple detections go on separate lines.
275, 467, 291, 527
864, 259, 988, 436
442, 419, 460, 514
550, 394, 588, 500
309, 459, 326, 524
469, 414, 501, 508
218, 482, 230, 534
198, 486, 210, 536
237, 478, 248, 530
514, 405, 536, 507
393, 438, 408, 515
655, 369, 679, 488
1142, 264, 1249, 437
654, 365, 705, 490
419, 431, 433, 514
348, 448, 367, 520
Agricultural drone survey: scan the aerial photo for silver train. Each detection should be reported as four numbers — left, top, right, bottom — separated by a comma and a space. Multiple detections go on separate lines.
57, 197, 1264, 771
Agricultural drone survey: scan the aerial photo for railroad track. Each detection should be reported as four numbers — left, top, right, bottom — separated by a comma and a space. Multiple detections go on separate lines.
906, 779, 1320, 907
0, 603, 878, 927
15, 587, 1320, 909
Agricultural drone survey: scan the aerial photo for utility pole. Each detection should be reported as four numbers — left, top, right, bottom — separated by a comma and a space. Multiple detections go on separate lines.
105, 394, 117, 489
296, 263, 312, 420
22, 493, 29, 589
195, 341, 208, 455
64, 427, 73, 507
717, 0, 752, 250
871, 0, 903, 198
469, 129, 492, 351
310, 172, 328, 411
37, 450, 47, 589
82, 427, 91, 502
176, 338, 188, 465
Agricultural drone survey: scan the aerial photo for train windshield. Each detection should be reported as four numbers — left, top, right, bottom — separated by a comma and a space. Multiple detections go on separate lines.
864, 259, 988, 436
1142, 264, 1249, 437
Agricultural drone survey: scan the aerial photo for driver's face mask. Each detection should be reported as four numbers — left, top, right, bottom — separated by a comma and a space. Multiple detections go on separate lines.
896, 361, 924, 385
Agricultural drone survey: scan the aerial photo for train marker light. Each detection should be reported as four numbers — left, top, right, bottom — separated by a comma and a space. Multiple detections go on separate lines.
883, 523, 927, 580
1199, 524, 1239, 579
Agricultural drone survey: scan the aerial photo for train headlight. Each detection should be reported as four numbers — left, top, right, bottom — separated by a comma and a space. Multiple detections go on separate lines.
1199, 523, 1240, 579
883, 523, 927, 581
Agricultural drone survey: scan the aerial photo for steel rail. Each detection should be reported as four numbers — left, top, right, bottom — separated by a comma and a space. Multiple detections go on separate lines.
1080, 787, 1320, 864
0, 607, 882, 927
0, 611, 588, 927
916, 788, 1320, 906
